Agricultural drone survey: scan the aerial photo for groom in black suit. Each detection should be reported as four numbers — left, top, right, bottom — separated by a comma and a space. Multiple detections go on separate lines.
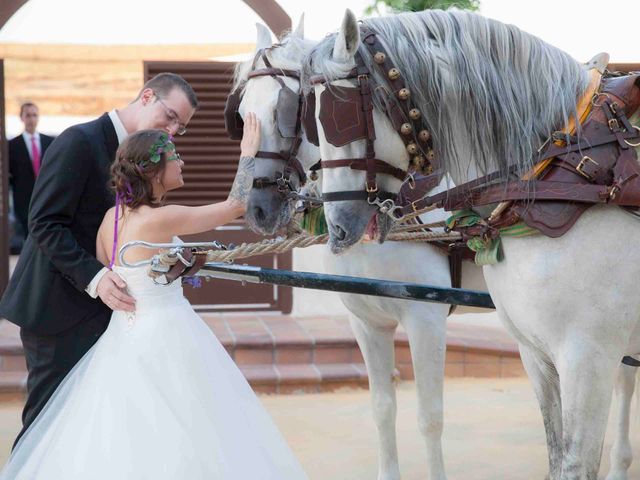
8, 103, 54, 245
0, 73, 198, 445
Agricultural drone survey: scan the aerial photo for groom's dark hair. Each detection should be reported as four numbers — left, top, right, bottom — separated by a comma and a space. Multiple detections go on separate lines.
135, 72, 199, 109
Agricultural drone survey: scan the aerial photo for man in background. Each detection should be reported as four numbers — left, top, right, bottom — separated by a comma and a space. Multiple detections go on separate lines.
8, 102, 54, 249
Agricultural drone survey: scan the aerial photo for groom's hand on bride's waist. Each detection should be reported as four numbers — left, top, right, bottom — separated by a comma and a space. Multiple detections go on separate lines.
96, 271, 136, 312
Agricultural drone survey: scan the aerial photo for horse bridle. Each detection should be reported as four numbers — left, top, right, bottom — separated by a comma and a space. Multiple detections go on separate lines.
224, 48, 317, 196
308, 25, 437, 216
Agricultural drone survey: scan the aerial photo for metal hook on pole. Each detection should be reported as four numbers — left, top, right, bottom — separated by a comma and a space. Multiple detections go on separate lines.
118, 240, 227, 268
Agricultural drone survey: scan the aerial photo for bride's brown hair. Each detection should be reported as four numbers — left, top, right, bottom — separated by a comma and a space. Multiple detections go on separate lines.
110, 129, 174, 208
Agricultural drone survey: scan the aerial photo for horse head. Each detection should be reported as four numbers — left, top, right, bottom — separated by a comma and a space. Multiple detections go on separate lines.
304, 8, 588, 254
228, 18, 320, 235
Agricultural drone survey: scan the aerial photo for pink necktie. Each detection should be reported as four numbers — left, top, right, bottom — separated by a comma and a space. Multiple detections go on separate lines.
30, 135, 40, 176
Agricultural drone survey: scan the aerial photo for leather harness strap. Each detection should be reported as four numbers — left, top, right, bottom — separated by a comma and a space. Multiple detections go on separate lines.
231, 48, 312, 196
163, 249, 208, 285
320, 159, 407, 182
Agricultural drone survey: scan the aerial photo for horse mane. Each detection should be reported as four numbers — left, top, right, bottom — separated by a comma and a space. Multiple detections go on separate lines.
302, 9, 590, 179
232, 32, 316, 94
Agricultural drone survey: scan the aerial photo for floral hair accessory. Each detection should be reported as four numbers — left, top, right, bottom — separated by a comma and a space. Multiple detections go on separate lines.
147, 133, 175, 165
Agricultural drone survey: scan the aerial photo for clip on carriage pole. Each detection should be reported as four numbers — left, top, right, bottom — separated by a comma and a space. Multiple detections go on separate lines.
194, 263, 496, 309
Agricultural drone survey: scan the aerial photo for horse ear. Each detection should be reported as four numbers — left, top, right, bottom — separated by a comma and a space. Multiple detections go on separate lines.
332, 9, 360, 63
255, 23, 273, 51
293, 13, 305, 38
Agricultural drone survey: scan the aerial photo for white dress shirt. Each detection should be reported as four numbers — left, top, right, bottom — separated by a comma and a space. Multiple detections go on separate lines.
85, 110, 129, 298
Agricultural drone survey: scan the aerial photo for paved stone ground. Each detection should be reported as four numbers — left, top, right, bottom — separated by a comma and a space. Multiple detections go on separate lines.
0, 378, 637, 479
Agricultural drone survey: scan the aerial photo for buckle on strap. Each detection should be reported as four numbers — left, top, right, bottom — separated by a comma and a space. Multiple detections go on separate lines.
575, 156, 599, 180
366, 182, 378, 193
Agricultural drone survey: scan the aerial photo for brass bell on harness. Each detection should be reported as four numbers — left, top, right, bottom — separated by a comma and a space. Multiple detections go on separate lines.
406, 143, 418, 155
426, 149, 435, 161
374, 52, 386, 64
400, 123, 413, 135
398, 88, 411, 100
409, 108, 421, 120
310, 170, 318, 181
412, 155, 425, 168
419, 129, 431, 143
388, 68, 401, 80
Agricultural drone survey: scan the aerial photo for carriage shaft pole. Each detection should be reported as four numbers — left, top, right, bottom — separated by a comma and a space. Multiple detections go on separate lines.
196, 263, 496, 309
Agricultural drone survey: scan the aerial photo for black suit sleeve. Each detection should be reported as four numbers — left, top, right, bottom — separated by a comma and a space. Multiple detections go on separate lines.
7, 141, 16, 188
28, 128, 104, 292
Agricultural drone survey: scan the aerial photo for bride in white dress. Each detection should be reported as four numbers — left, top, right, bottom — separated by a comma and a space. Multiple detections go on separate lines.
1, 114, 308, 479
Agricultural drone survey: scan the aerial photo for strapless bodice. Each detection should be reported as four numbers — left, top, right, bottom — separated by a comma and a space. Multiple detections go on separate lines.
112, 265, 184, 310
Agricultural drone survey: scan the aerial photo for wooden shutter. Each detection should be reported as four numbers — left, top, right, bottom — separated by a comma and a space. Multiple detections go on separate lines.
144, 61, 292, 313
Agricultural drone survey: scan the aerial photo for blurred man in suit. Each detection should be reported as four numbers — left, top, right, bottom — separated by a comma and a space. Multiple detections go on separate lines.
8, 102, 54, 248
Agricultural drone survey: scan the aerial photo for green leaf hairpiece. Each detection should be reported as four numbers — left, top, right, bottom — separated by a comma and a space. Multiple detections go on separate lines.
146, 133, 175, 165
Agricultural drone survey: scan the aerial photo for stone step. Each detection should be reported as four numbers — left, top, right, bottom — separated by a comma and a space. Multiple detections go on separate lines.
0, 314, 525, 400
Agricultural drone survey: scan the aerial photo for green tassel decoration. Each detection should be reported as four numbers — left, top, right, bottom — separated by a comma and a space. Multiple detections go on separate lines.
301, 207, 328, 235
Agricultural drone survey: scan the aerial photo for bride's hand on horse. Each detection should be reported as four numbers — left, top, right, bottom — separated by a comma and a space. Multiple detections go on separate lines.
240, 112, 260, 157
146, 114, 260, 236
228, 112, 259, 211
97, 271, 136, 312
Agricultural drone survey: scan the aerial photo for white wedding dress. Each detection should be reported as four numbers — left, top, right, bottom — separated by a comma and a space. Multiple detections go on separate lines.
1, 266, 307, 479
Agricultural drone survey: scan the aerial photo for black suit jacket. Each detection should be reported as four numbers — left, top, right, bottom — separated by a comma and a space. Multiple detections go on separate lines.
8, 133, 54, 234
0, 114, 118, 335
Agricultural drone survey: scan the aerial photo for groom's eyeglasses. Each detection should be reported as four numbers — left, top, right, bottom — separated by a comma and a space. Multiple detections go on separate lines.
154, 94, 187, 136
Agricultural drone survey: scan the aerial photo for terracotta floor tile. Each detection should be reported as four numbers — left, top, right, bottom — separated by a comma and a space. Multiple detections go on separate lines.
275, 347, 313, 365
234, 348, 274, 365
465, 352, 501, 365
500, 357, 526, 377
395, 345, 412, 363
0, 356, 26, 372
445, 349, 465, 363
444, 363, 464, 377
464, 362, 501, 377
352, 348, 365, 363
316, 363, 361, 381
239, 364, 278, 383
252, 384, 278, 394
278, 384, 321, 394
232, 334, 273, 347
276, 364, 321, 383
314, 346, 353, 364
396, 363, 415, 380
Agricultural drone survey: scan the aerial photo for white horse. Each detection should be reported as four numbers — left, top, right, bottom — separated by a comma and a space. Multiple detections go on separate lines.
304, 9, 640, 480
234, 20, 486, 480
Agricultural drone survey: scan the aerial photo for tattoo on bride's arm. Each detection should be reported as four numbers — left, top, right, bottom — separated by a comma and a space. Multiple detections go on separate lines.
228, 156, 256, 204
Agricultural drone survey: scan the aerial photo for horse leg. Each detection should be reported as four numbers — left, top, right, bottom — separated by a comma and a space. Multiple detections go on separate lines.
519, 345, 563, 480
605, 364, 637, 480
402, 310, 447, 480
557, 345, 620, 480
349, 314, 401, 480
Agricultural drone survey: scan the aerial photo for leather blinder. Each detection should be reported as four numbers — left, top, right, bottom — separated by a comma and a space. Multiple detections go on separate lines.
319, 86, 368, 147
302, 90, 320, 146
224, 88, 244, 141
275, 86, 300, 139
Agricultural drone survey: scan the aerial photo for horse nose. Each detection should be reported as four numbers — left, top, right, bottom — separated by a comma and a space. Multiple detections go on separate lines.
332, 223, 347, 241
252, 205, 266, 223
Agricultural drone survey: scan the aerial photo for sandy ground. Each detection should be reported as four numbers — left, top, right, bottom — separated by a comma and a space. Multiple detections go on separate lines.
0, 378, 637, 479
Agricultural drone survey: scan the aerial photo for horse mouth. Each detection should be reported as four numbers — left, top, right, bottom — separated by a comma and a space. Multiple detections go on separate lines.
328, 211, 392, 254
363, 212, 391, 243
